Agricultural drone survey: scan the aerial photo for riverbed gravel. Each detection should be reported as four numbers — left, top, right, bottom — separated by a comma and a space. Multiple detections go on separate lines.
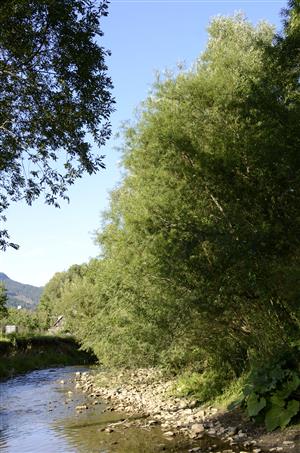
73, 368, 299, 453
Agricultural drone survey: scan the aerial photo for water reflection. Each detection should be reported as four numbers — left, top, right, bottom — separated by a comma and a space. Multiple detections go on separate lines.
0, 367, 86, 453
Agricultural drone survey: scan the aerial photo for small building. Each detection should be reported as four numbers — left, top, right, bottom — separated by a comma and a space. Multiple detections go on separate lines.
5, 325, 18, 334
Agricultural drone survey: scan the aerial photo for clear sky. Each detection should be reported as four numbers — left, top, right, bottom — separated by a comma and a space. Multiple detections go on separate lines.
1, 0, 286, 287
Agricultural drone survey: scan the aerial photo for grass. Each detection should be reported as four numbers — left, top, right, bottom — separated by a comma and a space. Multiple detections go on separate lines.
171, 368, 238, 406
212, 373, 248, 409
0, 334, 97, 379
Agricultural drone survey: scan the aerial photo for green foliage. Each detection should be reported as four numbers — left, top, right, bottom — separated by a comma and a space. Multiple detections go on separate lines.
175, 372, 204, 397
174, 367, 235, 403
2, 307, 41, 334
38, 264, 86, 329
0, 282, 8, 318
85, 13, 282, 373
242, 355, 300, 431
0, 0, 114, 250
0, 335, 95, 378
265, 400, 299, 432
246, 393, 266, 417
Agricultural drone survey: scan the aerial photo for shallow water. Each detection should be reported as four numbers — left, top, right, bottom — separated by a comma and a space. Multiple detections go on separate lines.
0, 367, 241, 453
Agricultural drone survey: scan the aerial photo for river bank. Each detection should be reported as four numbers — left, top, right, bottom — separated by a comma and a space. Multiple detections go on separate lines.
75, 368, 300, 453
0, 335, 95, 379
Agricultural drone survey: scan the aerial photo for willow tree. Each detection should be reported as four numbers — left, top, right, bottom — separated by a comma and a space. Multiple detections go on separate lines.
88, 15, 280, 370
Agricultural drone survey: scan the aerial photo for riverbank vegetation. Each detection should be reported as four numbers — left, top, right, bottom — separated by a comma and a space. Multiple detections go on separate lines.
0, 335, 95, 379
34, 1, 300, 431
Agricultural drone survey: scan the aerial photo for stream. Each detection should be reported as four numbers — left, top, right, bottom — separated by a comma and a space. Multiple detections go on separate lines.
0, 367, 243, 452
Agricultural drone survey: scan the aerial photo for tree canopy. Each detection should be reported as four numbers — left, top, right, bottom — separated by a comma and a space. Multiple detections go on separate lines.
0, 0, 114, 250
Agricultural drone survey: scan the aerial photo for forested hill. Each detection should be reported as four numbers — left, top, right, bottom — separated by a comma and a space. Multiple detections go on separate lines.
0, 273, 43, 309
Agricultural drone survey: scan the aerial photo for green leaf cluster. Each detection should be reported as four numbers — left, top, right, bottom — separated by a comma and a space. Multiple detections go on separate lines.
244, 359, 300, 431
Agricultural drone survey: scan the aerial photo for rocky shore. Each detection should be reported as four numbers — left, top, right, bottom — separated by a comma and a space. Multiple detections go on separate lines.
73, 368, 299, 453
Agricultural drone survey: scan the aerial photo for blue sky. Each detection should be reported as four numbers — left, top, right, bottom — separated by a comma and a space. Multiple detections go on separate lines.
1, 0, 286, 286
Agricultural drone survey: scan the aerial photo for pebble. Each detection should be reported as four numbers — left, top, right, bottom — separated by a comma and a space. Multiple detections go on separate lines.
237, 432, 247, 439
191, 423, 205, 434
227, 426, 238, 436
75, 404, 88, 411
148, 419, 159, 426
163, 431, 175, 437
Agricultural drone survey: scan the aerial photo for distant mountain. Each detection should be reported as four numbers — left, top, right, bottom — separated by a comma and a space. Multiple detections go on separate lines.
0, 273, 43, 310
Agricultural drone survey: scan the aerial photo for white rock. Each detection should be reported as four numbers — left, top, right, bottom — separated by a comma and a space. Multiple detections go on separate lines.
163, 431, 175, 437
190, 423, 205, 435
